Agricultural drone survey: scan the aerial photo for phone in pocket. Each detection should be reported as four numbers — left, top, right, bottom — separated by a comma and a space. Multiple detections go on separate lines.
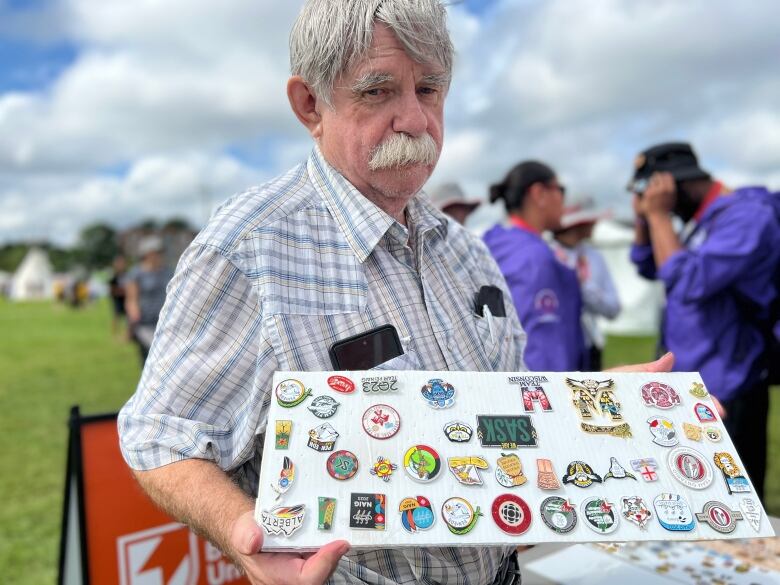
328, 324, 403, 370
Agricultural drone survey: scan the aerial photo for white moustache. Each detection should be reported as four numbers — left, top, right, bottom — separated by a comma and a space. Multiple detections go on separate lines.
368, 133, 438, 171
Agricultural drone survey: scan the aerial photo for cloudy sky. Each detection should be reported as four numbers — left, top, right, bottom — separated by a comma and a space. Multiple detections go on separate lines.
1, 0, 779, 245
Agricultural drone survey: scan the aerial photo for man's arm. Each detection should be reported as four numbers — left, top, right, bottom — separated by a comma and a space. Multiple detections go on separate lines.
125, 277, 141, 324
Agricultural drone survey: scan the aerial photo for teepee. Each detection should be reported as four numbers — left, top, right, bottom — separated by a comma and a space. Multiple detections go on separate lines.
10, 248, 54, 300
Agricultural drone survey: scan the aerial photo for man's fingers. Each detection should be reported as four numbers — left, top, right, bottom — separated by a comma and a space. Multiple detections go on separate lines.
607, 351, 675, 373
230, 510, 264, 556
301, 540, 350, 584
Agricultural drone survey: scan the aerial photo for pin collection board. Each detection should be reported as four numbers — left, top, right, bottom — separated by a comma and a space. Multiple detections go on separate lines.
255, 371, 774, 551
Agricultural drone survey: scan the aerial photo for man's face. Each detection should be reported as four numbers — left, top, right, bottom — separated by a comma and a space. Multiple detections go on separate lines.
315, 24, 447, 205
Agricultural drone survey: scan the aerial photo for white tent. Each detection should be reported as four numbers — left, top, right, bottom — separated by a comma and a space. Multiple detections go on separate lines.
592, 220, 664, 336
10, 248, 55, 300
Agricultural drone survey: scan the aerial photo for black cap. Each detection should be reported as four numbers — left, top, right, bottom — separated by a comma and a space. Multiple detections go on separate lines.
627, 142, 710, 194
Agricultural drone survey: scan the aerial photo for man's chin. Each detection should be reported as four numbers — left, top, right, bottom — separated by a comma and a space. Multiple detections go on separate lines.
372, 165, 432, 198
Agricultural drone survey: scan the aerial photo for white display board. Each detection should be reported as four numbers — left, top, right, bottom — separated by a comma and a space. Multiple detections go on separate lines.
255, 371, 774, 551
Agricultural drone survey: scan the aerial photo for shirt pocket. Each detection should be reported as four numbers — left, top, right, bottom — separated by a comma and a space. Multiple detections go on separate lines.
371, 348, 421, 371
470, 309, 515, 370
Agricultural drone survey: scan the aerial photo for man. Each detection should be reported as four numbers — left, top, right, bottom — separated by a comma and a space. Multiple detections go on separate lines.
428, 182, 481, 225
120, 3, 671, 584
484, 160, 586, 370
629, 141, 780, 499
125, 236, 172, 364
551, 196, 621, 370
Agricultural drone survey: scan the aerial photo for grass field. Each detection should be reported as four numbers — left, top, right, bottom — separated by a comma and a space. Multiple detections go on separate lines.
0, 300, 777, 584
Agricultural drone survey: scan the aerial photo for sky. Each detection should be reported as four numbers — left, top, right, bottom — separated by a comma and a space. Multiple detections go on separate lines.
1, 0, 779, 245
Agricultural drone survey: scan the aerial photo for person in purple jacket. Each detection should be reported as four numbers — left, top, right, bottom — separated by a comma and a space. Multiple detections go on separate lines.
629, 141, 780, 499
484, 161, 586, 371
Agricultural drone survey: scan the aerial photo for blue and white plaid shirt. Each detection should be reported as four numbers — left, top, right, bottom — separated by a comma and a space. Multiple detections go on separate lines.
119, 147, 527, 585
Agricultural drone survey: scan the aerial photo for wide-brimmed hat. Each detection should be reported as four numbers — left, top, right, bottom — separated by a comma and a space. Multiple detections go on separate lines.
558, 195, 610, 230
627, 142, 710, 193
137, 236, 164, 257
428, 182, 481, 211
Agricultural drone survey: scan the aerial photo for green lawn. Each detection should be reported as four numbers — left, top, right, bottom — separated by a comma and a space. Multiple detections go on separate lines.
0, 302, 777, 584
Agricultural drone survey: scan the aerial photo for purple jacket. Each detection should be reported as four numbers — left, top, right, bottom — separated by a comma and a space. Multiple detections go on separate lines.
484, 224, 585, 371
631, 187, 780, 401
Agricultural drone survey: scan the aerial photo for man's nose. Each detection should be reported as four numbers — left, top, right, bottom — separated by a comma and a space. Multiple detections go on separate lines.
392, 90, 428, 136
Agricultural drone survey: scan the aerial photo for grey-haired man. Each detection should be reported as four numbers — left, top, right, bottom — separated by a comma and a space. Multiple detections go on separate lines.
119, 2, 671, 584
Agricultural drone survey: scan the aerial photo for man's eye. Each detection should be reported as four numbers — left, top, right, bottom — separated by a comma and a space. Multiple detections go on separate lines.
418, 86, 438, 95
363, 88, 385, 97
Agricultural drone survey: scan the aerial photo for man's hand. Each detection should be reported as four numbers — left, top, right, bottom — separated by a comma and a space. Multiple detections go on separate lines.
231, 510, 350, 585
639, 171, 677, 217
607, 352, 726, 418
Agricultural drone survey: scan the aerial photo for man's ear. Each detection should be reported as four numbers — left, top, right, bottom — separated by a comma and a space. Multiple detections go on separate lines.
287, 76, 323, 138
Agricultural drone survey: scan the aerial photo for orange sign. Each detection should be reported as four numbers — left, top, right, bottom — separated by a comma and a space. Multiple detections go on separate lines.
60, 409, 249, 585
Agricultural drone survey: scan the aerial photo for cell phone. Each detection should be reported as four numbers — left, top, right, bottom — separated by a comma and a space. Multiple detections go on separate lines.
474, 285, 506, 317
328, 324, 404, 370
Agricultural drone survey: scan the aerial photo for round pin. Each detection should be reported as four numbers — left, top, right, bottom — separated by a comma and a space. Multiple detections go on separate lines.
327, 375, 355, 394
275, 378, 312, 408
667, 446, 713, 490
492, 494, 532, 535
540, 497, 577, 534
581, 497, 619, 534
441, 497, 482, 535
640, 381, 682, 409
399, 496, 435, 533
361, 404, 401, 440
326, 450, 359, 480
308, 395, 339, 419
420, 378, 456, 408
403, 444, 442, 482
696, 501, 743, 534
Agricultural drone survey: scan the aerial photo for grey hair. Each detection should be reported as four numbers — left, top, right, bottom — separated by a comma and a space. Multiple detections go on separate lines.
290, 0, 454, 105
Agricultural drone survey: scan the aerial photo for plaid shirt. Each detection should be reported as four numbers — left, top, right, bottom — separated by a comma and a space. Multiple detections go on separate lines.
119, 147, 527, 585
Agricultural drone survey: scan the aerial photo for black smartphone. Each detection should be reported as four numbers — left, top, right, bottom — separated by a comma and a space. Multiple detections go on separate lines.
329, 324, 403, 370
474, 285, 506, 317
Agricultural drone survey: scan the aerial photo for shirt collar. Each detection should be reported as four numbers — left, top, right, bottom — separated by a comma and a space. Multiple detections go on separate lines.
693, 181, 723, 222
307, 146, 447, 261
509, 215, 541, 235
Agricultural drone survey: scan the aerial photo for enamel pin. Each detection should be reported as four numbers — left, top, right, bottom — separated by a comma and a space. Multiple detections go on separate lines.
318, 497, 336, 530
621, 496, 652, 530
399, 496, 435, 532
704, 427, 722, 442
271, 456, 295, 500
566, 377, 632, 438
403, 444, 442, 482
448, 456, 489, 486
443, 421, 473, 443
640, 381, 681, 409
536, 458, 561, 490
713, 451, 751, 494
441, 497, 482, 535
369, 456, 398, 482
495, 453, 528, 487
308, 395, 339, 419
362, 375, 398, 393
689, 381, 709, 398
349, 493, 385, 530
491, 494, 532, 535
581, 497, 618, 534
694, 402, 717, 423
562, 460, 602, 488
696, 501, 743, 534
682, 422, 703, 441
647, 416, 678, 447
275, 420, 292, 450
307, 422, 339, 452
326, 450, 359, 480
420, 378, 456, 408
603, 457, 636, 481
653, 493, 695, 532
275, 379, 312, 408
630, 458, 660, 482
327, 375, 355, 394
739, 498, 762, 532
361, 404, 401, 440
508, 375, 553, 412
476, 415, 538, 448
540, 497, 577, 534
667, 446, 713, 489
260, 504, 305, 537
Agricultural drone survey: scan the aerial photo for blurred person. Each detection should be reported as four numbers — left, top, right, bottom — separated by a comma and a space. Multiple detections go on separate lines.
551, 196, 621, 370
484, 161, 586, 371
124, 237, 172, 364
629, 141, 780, 499
429, 182, 481, 225
118, 3, 672, 584
108, 255, 128, 336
